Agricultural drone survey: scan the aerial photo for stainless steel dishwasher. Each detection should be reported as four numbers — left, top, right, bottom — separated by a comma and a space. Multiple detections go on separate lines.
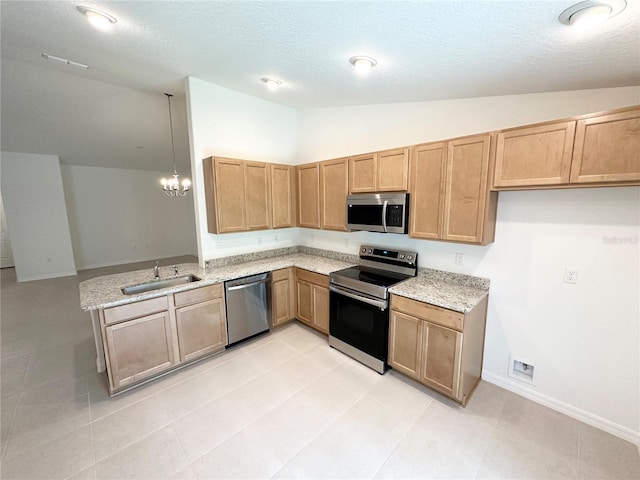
224, 272, 271, 346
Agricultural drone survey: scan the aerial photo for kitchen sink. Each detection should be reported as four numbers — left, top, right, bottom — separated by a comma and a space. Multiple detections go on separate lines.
121, 274, 201, 295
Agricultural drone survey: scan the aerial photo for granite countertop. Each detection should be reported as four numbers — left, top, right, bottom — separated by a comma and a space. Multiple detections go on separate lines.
79, 253, 354, 311
389, 275, 489, 314
80, 247, 490, 314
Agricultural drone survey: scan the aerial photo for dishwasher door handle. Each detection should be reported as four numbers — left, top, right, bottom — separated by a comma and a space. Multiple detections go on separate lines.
226, 279, 269, 291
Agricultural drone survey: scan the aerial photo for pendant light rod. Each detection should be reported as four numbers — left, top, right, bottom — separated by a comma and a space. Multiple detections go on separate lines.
165, 93, 177, 176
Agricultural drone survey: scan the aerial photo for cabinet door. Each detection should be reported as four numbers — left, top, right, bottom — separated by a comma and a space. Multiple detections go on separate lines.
570, 109, 640, 184
442, 134, 492, 244
244, 161, 271, 230
388, 311, 423, 381
104, 311, 175, 390
320, 158, 349, 231
271, 164, 296, 228
175, 297, 227, 363
297, 164, 321, 228
377, 148, 409, 191
409, 142, 446, 240
349, 153, 377, 193
213, 158, 247, 233
493, 122, 575, 188
273, 268, 295, 326
421, 322, 463, 399
312, 285, 329, 334
296, 279, 313, 325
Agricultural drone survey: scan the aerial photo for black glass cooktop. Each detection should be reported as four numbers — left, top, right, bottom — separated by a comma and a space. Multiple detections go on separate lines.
331, 266, 411, 289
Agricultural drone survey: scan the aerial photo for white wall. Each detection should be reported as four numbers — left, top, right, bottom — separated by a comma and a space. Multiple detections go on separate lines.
293, 86, 640, 443
60, 165, 197, 269
0, 152, 76, 281
185, 77, 300, 263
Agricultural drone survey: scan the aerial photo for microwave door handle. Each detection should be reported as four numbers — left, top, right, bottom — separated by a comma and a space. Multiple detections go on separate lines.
382, 200, 388, 232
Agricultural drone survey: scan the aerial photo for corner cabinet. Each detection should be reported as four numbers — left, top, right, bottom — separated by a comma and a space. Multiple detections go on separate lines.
270, 164, 297, 228
388, 294, 488, 406
100, 283, 227, 395
295, 268, 329, 334
297, 163, 321, 228
272, 268, 296, 326
492, 107, 640, 189
320, 158, 349, 231
410, 135, 497, 245
203, 157, 271, 234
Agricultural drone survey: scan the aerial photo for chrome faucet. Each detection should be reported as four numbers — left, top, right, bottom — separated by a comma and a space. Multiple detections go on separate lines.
153, 261, 160, 280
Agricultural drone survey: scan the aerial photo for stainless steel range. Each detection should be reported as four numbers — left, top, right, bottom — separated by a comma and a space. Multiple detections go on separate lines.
329, 245, 418, 374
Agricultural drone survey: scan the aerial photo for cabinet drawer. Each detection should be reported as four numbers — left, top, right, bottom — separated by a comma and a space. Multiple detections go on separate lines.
174, 284, 223, 308
104, 296, 168, 325
391, 295, 463, 331
272, 268, 291, 282
296, 268, 329, 287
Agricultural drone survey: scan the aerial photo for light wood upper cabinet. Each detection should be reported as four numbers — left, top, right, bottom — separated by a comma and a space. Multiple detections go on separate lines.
349, 148, 409, 193
410, 135, 496, 245
272, 268, 296, 326
349, 153, 377, 193
297, 163, 321, 228
409, 142, 447, 240
270, 164, 296, 228
320, 158, 349, 231
571, 109, 640, 184
378, 148, 410, 191
203, 157, 271, 234
491, 106, 640, 189
244, 161, 271, 231
493, 121, 576, 188
442, 134, 496, 244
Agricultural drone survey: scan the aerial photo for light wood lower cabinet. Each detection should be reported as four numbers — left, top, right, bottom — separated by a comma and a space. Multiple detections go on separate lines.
389, 294, 487, 405
104, 311, 176, 390
100, 283, 227, 394
175, 297, 227, 363
272, 268, 296, 326
295, 268, 329, 334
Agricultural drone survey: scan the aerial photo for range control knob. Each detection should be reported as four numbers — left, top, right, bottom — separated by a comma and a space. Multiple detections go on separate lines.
399, 254, 405, 259
361, 247, 366, 253
407, 255, 413, 261
367, 249, 373, 254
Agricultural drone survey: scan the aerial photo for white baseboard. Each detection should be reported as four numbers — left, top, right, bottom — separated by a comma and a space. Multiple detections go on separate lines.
17, 270, 78, 282
482, 371, 640, 446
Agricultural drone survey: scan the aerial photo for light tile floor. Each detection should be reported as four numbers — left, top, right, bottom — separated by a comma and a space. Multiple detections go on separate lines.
1, 259, 639, 479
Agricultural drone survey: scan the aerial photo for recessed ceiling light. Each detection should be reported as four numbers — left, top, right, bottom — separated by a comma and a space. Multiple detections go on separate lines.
349, 56, 378, 76
261, 77, 282, 91
77, 6, 117, 31
558, 0, 626, 29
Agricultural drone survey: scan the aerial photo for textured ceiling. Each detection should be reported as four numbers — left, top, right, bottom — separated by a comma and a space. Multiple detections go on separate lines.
1, 0, 639, 170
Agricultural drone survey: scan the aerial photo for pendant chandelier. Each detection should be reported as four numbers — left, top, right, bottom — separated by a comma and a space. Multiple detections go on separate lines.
161, 93, 191, 196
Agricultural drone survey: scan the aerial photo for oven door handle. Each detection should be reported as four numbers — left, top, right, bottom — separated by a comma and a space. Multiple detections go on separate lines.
382, 200, 388, 233
329, 285, 388, 310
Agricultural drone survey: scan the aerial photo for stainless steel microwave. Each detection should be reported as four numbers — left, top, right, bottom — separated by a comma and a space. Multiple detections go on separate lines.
346, 193, 409, 234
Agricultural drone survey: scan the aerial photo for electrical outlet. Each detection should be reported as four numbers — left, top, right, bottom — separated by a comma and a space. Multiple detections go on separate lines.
564, 268, 578, 284
455, 253, 464, 265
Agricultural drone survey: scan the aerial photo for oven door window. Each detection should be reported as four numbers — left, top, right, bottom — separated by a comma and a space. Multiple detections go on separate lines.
330, 291, 388, 361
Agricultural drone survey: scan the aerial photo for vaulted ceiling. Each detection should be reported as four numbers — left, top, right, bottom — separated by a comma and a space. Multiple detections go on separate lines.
2, 1, 638, 171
